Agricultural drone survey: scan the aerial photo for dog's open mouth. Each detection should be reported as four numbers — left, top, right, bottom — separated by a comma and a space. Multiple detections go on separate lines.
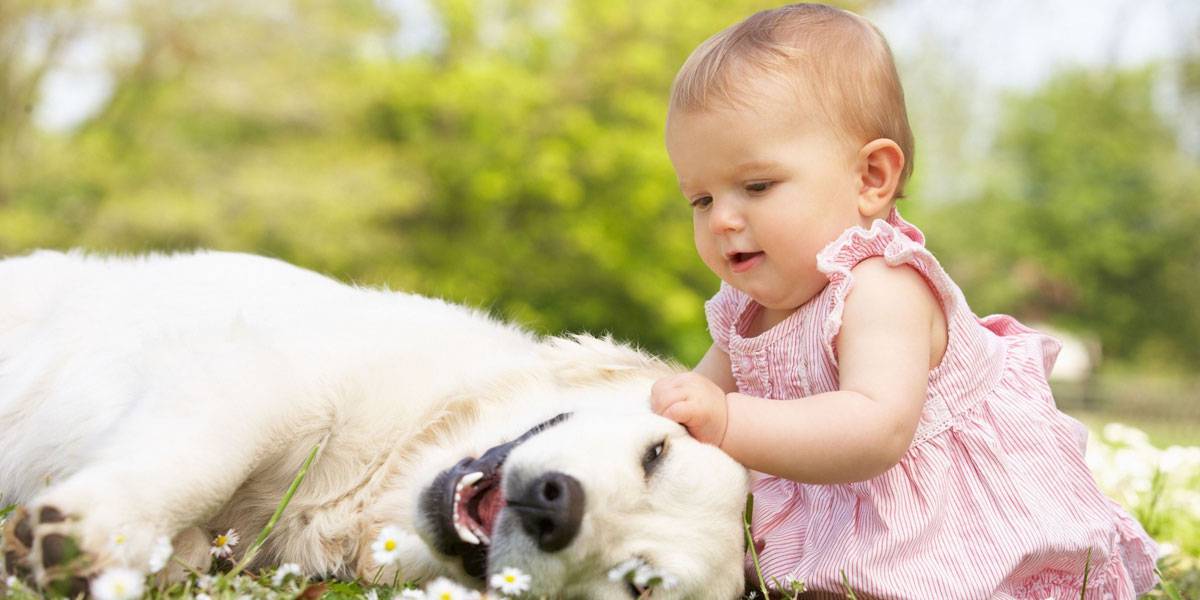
452, 465, 504, 544
418, 412, 571, 579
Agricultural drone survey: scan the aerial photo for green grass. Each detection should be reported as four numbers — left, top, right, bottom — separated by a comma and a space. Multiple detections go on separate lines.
1070, 410, 1200, 448
3, 424, 1199, 599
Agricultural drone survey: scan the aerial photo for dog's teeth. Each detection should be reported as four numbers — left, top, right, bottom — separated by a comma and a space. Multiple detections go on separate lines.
471, 524, 490, 545
455, 521, 481, 545
461, 471, 484, 487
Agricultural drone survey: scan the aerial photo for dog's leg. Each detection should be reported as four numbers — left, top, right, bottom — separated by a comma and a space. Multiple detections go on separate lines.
12, 393, 307, 589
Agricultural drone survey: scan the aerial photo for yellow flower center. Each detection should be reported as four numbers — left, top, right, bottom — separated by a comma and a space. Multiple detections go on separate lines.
113, 534, 126, 545
384, 539, 396, 551
505, 574, 516, 583
437, 594, 451, 600
215, 535, 227, 547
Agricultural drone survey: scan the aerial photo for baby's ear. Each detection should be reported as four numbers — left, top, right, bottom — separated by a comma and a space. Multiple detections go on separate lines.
855, 138, 905, 219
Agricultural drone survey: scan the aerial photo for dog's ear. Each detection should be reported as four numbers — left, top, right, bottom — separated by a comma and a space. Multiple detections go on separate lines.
538, 334, 681, 386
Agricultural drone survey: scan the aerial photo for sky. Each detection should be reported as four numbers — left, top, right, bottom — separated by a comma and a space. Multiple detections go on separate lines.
871, 0, 1197, 91
30, 0, 1200, 132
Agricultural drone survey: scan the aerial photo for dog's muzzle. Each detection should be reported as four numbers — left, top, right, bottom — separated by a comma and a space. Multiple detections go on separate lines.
418, 412, 575, 579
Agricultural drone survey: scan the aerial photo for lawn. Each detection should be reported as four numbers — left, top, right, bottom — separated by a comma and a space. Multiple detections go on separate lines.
2, 407, 1198, 599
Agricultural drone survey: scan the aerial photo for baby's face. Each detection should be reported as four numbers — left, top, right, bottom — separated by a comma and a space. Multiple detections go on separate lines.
665, 90, 868, 312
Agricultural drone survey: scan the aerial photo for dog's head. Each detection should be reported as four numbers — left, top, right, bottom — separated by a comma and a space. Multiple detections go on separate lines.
414, 381, 749, 598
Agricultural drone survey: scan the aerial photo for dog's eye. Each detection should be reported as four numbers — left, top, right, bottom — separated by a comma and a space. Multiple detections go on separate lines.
642, 439, 666, 476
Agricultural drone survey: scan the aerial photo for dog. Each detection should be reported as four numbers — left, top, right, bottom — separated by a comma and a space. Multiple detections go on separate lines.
0, 250, 748, 598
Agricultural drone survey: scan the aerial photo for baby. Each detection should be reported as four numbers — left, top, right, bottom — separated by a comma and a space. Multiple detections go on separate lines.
650, 4, 1158, 598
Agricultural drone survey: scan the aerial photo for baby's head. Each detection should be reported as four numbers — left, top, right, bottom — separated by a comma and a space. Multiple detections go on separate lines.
668, 3, 913, 199
665, 4, 914, 311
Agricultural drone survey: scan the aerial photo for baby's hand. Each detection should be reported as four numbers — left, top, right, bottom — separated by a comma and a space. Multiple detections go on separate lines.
650, 373, 728, 446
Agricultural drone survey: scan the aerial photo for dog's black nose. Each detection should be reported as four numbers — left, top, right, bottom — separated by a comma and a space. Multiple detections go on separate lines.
509, 471, 585, 552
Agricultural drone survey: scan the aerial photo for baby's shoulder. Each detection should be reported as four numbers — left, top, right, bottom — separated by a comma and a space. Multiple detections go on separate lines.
841, 257, 948, 367
844, 256, 938, 311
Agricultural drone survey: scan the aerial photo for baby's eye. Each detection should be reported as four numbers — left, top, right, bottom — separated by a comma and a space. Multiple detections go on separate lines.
689, 195, 713, 210
745, 181, 773, 194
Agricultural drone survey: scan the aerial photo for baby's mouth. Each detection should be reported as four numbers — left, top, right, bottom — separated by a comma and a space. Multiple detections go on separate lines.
728, 251, 764, 269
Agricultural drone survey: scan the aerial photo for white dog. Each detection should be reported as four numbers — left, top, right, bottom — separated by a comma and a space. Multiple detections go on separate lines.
0, 250, 748, 599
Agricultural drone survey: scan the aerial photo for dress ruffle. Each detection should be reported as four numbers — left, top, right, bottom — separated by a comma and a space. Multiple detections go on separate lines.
814, 209, 961, 370
728, 208, 1159, 597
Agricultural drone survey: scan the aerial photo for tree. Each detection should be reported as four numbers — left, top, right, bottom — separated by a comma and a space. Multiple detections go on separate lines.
1, 0, 873, 363
926, 67, 1200, 368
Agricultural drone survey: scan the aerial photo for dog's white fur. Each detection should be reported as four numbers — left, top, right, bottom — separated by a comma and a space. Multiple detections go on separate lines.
0, 250, 748, 598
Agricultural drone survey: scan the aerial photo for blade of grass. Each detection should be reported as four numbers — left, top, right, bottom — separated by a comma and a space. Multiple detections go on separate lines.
0, 503, 15, 521
227, 443, 322, 577
840, 570, 858, 600
1078, 547, 1092, 600
170, 555, 205, 579
743, 494, 770, 600
1154, 566, 1184, 600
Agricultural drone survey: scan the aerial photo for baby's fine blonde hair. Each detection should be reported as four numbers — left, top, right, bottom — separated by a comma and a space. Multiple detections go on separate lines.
670, 3, 914, 197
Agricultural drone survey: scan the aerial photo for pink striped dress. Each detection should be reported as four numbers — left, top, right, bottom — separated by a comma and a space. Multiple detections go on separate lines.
707, 209, 1158, 599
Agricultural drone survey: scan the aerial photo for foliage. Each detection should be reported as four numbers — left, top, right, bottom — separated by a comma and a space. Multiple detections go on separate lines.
2, 2, 1197, 371
919, 68, 1200, 368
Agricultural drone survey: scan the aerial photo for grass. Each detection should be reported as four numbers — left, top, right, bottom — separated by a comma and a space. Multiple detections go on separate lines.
1053, 374, 1200, 447
3, 421, 1199, 599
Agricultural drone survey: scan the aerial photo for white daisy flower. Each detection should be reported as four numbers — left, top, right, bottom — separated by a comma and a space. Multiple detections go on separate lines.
363, 589, 379, 600
489, 566, 532, 596
607, 558, 644, 582
399, 589, 426, 599
91, 568, 145, 600
5, 576, 19, 588
632, 563, 677, 590
425, 577, 476, 600
272, 562, 303, 586
370, 525, 404, 566
209, 528, 240, 558
147, 535, 173, 574
195, 594, 212, 600
607, 558, 677, 593
196, 574, 215, 590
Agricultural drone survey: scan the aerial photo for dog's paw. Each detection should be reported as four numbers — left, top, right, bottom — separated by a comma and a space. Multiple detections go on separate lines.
2, 506, 34, 579
2, 505, 93, 596
26, 504, 97, 591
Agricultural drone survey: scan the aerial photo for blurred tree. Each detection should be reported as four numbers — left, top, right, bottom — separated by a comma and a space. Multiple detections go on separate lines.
0, 0, 872, 363
925, 67, 1200, 368
0, 0, 87, 204
9, 1, 1196, 370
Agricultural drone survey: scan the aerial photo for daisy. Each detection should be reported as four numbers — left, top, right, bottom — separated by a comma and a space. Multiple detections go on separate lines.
399, 589, 426, 599
271, 562, 303, 586
424, 577, 477, 600
370, 525, 404, 566
606, 558, 644, 582
91, 568, 145, 600
489, 566, 532, 596
195, 595, 212, 600
633, 563, 677, 590
196, 574, 215, 591
363, 589, 379, 600
609, 558, 677, 592
209, 528, 240, 558
147, 535, 173, 574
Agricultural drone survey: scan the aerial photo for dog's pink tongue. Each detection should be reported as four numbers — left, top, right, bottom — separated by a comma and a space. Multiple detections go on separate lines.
477, 487, 508, 536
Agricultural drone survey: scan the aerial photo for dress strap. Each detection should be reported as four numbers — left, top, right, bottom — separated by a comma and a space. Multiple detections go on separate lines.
704, 281, 749, 353
814, 207, 959, 367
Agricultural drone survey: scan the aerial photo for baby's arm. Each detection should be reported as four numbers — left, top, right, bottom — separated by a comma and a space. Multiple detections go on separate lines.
654, 258, 942, 484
